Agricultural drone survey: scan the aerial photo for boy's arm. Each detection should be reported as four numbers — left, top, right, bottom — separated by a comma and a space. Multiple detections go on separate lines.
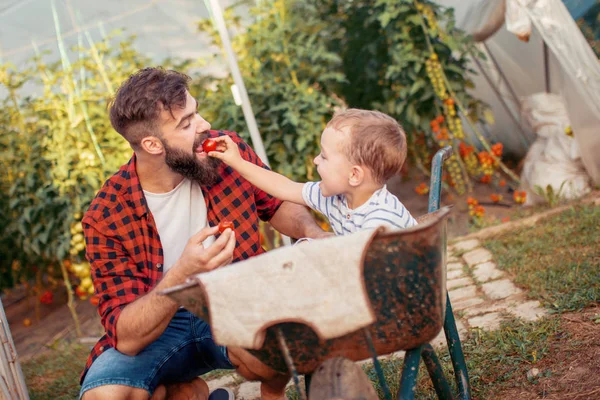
209, 135, 306, 205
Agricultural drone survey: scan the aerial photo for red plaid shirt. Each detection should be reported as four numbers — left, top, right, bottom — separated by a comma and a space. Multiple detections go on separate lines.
80, 130, 282, 382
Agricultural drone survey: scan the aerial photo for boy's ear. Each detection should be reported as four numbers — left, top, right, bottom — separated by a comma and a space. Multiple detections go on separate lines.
140, 136, 164, 155
348, 165, 365, 187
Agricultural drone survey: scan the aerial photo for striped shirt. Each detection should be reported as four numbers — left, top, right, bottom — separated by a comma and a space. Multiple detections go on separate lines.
302, 182, 417, 235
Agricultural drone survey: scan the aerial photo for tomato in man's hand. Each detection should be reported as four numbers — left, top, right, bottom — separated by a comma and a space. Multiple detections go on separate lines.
218, 221, 234, 233
202, 139, 217, 153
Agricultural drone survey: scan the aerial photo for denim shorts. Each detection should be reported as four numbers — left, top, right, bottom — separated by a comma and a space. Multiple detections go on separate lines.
79, 308, 234, 398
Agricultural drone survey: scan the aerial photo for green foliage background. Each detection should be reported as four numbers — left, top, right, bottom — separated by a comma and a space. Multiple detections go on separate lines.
197, 0, 344, 180
1, 0, 487, 291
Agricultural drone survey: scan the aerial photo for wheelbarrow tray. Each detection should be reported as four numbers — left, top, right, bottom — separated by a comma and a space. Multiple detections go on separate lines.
161, 207, 450, 375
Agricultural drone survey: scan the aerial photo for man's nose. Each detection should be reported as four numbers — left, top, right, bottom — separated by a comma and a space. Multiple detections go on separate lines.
197, 116, 211, 132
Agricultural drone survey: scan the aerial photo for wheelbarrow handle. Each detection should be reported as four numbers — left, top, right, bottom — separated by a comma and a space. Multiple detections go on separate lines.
436, 146, 453, 163
428, 146, 453, 213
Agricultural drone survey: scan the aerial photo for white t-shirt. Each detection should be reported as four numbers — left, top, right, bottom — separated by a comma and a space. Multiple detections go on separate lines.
144, 179, 215, 272
302, 182, 417, 235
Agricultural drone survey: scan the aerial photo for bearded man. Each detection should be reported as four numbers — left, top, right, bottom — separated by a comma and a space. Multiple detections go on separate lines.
79, 67, 328, 400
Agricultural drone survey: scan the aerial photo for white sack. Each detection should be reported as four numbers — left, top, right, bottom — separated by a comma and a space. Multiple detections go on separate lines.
520, 93, 591, 205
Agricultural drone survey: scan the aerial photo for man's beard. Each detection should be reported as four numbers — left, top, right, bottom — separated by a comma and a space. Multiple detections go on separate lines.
163, 135, 222, 186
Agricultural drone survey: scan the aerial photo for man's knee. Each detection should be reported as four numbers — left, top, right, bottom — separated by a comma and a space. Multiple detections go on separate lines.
228, 347, 289, 386
81, 384, 151, 400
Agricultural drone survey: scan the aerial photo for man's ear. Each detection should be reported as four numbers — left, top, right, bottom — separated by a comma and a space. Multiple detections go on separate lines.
140, 136, 164, 155
348, 165, 365, 187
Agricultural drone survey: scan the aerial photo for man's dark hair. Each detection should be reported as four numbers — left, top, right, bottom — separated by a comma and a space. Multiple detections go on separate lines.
109, 67, 191, 147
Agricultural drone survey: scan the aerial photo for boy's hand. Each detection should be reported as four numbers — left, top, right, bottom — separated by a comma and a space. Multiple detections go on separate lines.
207, 135, 243, 168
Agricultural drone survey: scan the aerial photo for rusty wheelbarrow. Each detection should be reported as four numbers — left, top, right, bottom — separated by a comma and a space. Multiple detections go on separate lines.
161, 146, 471, 400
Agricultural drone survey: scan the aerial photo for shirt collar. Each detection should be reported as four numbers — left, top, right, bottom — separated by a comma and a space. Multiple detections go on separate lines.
341, 184, 388, 213
123, 153, 151, 218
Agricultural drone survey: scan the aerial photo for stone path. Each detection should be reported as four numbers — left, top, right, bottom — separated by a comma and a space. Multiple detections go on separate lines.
429, 238, 547, 346
204, 238, 549, 399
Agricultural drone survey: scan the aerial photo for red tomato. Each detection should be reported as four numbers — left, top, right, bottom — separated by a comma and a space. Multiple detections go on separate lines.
90, 295, 100, 306
202, 139, 217, 153
218, 221, 234, 233
75, 287, 86, 298
40, 290, 53, 305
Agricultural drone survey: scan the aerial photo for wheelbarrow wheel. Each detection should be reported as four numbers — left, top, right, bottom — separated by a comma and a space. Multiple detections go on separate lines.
308, 357, 378, 400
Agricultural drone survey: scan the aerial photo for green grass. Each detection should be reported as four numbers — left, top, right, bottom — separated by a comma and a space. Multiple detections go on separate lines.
483, 204, 600, 312
28, 318, 563, 400
20, 341, 241, 400
366, 317, 560, 399
22, 341, 90, 400
454, 317, 560, 398
284, 317, 562, 400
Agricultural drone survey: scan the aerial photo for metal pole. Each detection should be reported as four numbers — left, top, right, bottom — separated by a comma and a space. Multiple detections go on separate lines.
398, 346, 422, 400
420, 344, 454, 400
428, 147, 471, 399
480, 43, 533, 147
0, 298, 29, 400
275, 328, 306, 400
543, 42, 551, 93
0, 341, 17, 399
428, 146, 452, 214
482, 43, 522, 111
471, 51, 532, 150
363, 328, 392, 400
205, 0, 292, 246
205, 0, 269, 166
443, 294, 471, 400
0, 376, 12, 400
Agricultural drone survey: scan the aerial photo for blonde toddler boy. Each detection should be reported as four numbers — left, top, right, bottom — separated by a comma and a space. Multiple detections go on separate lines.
207, 108, 417, 235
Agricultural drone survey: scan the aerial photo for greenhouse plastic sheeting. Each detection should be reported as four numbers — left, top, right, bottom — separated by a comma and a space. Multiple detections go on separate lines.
0, 0, 235, 68
436, 0, 600, 185
507, 0, 600, 185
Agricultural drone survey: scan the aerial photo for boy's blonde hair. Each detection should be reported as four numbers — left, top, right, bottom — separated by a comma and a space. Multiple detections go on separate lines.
326, 108, 407, 184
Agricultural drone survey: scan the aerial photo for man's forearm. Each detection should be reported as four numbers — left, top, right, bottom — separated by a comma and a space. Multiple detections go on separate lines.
114, 266, 185, 356
269, 201, 330, 240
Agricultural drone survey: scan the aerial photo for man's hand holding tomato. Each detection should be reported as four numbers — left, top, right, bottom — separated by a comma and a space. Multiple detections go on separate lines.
168, 225, 236, 286
218, 220, 234, 233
